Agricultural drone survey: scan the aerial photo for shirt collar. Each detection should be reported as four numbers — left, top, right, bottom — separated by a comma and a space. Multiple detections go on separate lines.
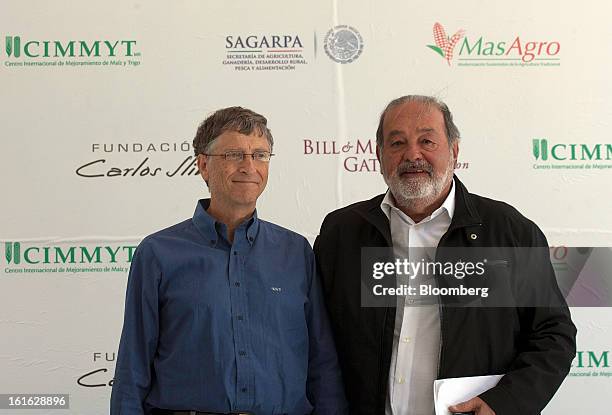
380, 178, 456, 225
192, 199, 259, 246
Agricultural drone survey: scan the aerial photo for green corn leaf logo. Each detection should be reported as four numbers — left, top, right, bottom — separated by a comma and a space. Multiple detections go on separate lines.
532, 138, 548, 160
427, 23, 464, 66
5, 36, 21, 58
5, 242, 21, 264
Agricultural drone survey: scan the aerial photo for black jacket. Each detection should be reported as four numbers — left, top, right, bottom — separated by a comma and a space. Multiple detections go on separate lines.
313, 177, 576, 415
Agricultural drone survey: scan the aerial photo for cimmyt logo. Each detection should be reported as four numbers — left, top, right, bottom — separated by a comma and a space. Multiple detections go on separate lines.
2, 241, 137, 275
532, 138, 612, 170
570, 350, 612, 379
3, 34, 141, 69
324, 25, 363, 64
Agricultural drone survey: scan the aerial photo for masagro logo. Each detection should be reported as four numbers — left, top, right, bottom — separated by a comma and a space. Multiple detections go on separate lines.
3, 35, 141, 68
3, 241, 137, 275
427, 22, 561, 67
532, 138, 612, 170
570, 350, 611, 378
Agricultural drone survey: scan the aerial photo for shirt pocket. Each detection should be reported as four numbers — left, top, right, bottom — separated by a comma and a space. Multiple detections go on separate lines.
261, 286, 309, 378
481, 258, 515, 306
265, 285, 308, 331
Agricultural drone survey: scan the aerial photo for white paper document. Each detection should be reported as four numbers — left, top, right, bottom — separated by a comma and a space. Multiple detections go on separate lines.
434, 374, 504, 415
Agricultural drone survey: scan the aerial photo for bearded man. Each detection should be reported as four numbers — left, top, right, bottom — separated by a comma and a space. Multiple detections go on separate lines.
313, 95, 576, 415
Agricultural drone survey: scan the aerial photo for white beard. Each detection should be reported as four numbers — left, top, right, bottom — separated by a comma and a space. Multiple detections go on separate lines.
383, 152, 455, 209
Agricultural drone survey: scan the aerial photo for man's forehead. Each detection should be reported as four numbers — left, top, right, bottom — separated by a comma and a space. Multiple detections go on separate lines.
383, 101, 444, 132
215, 130, 268, 146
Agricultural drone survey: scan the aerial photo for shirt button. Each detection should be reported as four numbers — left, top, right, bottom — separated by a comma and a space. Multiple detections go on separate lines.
236, 315, 243, 321
233, 251, 238, 255
248, 236, 254, 242
239, 350, 247, 356
235, 282, 241, 287
241, 387, 247, 393
397, 377, 405, 384
402, 337, 410, 343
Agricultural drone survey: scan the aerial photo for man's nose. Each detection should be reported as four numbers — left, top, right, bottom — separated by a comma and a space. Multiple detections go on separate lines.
400, 142, 423, 162
238, 154, 256, 172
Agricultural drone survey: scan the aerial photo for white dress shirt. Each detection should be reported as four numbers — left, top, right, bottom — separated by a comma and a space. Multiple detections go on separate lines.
381, 179, 455, 415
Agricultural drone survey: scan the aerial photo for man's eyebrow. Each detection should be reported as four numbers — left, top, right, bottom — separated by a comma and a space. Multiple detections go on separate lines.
218, 147, 269, 152
387, 128, 437, 138
387, 130, 406, 138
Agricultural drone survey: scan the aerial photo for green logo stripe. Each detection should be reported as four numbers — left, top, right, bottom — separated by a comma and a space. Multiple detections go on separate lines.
5, 242, 20, 264
533, 138, 548, 161
5, 36, 21, 58
532, 139, 540, 160
5, 242, 12, 263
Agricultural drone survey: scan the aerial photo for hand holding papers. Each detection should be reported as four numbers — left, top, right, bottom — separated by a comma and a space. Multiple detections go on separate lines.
434, 374, 503, 415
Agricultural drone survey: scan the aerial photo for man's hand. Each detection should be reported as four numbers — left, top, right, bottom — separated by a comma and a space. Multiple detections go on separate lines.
448, 396, 496, 415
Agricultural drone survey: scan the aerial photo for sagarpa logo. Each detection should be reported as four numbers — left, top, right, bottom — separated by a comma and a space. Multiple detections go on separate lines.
427, 22, 464, 66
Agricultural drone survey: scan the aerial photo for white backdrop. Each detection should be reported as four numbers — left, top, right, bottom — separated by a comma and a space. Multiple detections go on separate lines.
1, 1, 611, 413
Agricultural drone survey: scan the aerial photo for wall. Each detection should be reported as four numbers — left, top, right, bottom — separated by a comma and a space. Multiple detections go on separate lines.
1, 1, 611, 413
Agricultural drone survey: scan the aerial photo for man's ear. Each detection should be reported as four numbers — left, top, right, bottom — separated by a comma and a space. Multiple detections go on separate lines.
376, 145, 384, 176
452, 140, 459, 160
197, 154, 209, 182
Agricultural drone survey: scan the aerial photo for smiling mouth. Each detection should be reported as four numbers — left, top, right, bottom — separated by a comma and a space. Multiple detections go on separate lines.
400, 169, 429, 176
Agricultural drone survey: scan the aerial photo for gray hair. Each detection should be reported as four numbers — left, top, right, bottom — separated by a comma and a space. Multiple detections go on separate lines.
375, 95, 460, 148
193, 106, 274, 155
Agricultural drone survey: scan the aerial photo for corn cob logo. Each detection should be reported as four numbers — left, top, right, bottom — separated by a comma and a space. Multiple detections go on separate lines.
4, 242, 21, 264
5, 36, 21, 57
426, 23, 464, 66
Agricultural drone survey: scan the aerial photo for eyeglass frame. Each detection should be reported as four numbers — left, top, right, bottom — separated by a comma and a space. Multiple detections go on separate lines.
203, 150, 275, 162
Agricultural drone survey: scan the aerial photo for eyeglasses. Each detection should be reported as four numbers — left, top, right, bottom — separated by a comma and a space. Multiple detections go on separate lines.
204, 150, 274, 162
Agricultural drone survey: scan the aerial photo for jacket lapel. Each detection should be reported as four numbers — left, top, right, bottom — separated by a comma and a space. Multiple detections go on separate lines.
354, 193, 392, 246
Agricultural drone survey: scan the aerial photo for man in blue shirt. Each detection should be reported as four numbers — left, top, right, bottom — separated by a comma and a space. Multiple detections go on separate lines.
111, 107, 347, 415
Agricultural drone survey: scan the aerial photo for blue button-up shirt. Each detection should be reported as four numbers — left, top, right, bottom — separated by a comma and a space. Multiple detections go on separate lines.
111, 200, 346, 415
